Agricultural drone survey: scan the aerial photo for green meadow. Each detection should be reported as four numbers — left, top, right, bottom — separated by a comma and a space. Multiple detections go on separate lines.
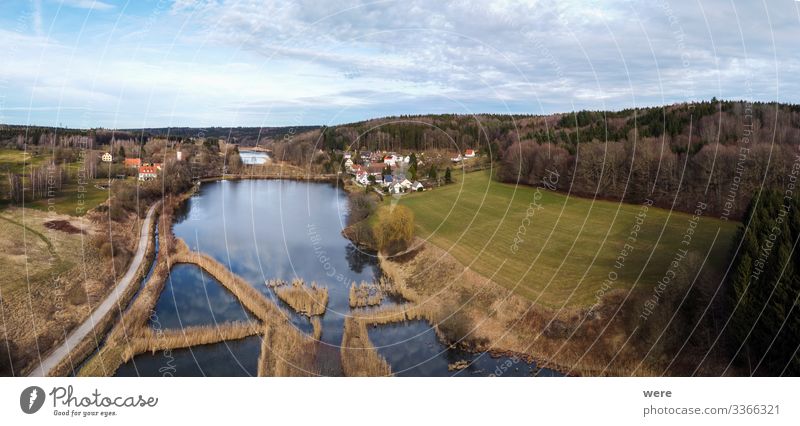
393, 170, 739, 308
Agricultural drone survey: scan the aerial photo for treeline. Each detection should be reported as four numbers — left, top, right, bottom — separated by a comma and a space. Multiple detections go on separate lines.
118, 126, 319, 146
499, 140, 798, 219
0, 124, 318, 149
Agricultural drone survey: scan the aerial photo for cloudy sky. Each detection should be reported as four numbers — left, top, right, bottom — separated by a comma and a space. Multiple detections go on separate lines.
0, 0, 797, 128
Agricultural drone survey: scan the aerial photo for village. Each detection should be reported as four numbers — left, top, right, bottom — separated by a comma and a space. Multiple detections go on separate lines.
344, 148, 477, 195
98, 149, 184, 182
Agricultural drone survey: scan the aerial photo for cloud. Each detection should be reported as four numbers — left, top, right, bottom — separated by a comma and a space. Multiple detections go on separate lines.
54, 0, 115, 11
2, 0, 798, 127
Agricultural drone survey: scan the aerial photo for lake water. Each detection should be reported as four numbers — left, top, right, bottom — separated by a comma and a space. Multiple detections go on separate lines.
115, 336, 260, 377
148, 264, 255, 329
117, 179, 559, 376
239, 150, 270, 165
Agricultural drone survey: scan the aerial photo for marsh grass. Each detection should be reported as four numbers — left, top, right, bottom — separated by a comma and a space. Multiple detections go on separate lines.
310, 316, 322, 341
349, 281, 384, 308
273, 280, 328, 316
121, 322, 261, 360
340, 317, 391, 377
258, 324, 319, 377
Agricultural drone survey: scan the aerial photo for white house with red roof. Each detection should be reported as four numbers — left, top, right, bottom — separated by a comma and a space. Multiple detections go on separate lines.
138, 165, 158, 181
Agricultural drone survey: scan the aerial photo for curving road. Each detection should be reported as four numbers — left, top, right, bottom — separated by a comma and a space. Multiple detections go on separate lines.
28, 203, 159, 377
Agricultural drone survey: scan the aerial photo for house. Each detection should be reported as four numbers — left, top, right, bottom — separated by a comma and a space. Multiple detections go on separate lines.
451, 154, 463, 163
367, 163, 384, 177
344, 158, 354, 170
101, 152, 113, 163
123, 158, 141, 168
343, 152, 352, 160
389, 179, 412, 194
412, 181, 424, 192
138, 165, 158, 181
464, 149, 476, 158
355, 170, 369, 185
383, 154, 399, 167
360, 151, 372, 161
382, 175, 394, 187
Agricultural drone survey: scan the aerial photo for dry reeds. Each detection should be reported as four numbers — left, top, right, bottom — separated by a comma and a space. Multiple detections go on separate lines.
124, 322, 261, 359
340, 317, 391, 377
349, 281, 384, 308
258, 324, 319, 377
273, 280, 328, 316
172, 247, 278, 322
310, 316, 322, 341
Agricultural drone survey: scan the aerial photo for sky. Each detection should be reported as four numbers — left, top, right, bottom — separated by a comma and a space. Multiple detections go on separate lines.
0, 0, 798, 128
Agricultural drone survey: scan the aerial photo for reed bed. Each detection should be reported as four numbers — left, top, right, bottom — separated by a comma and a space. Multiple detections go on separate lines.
258, 324, 319, 377
349, 281, 384, 308
122, 321, 261, 359
273, 280, 328, 316
310, 316, 322, 341
340, 317, 391, 377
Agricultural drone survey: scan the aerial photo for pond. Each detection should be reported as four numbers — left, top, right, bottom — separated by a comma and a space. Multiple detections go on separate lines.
239, 150, 270, 165
120, 179, 559, 376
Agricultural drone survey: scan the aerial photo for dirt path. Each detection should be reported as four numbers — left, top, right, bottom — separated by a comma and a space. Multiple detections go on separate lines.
27, 203, 159, 377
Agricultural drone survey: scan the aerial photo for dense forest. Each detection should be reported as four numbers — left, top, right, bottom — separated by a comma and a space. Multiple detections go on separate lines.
728, 191, 800, 375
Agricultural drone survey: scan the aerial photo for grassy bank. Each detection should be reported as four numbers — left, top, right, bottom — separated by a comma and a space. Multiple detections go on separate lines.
393, 170, 738, 308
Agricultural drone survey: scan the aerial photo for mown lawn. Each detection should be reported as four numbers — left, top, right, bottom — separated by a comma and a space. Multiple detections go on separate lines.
393, 170, 739, 308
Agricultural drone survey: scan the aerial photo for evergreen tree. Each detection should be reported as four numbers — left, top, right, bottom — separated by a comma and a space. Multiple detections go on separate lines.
428, 165, 437, 181
444, 167, 452, 184
728, 190, 800, 375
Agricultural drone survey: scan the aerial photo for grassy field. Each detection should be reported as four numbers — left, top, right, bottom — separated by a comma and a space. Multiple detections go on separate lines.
0, 149, 47, 174
393, 170, 739, 308
25, 181, 110, 216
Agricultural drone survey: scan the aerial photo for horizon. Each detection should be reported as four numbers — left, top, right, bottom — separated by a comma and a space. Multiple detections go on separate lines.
1, 97, 795, 131
1, 1, 798, 129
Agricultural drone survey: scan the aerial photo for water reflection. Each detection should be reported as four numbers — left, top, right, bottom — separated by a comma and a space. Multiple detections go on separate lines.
115, 336, 260, 377
368, 321, 561, 377
149, 264, 255, 329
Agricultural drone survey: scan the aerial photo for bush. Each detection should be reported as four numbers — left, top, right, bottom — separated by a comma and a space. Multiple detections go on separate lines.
372, 205, 414, 255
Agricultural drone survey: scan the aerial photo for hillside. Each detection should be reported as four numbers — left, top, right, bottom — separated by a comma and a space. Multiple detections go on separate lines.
275, 100, 800, 219
394, 170, 738, 308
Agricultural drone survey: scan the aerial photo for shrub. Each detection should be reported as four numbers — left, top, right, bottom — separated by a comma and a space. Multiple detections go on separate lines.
372, 205, 414, 255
